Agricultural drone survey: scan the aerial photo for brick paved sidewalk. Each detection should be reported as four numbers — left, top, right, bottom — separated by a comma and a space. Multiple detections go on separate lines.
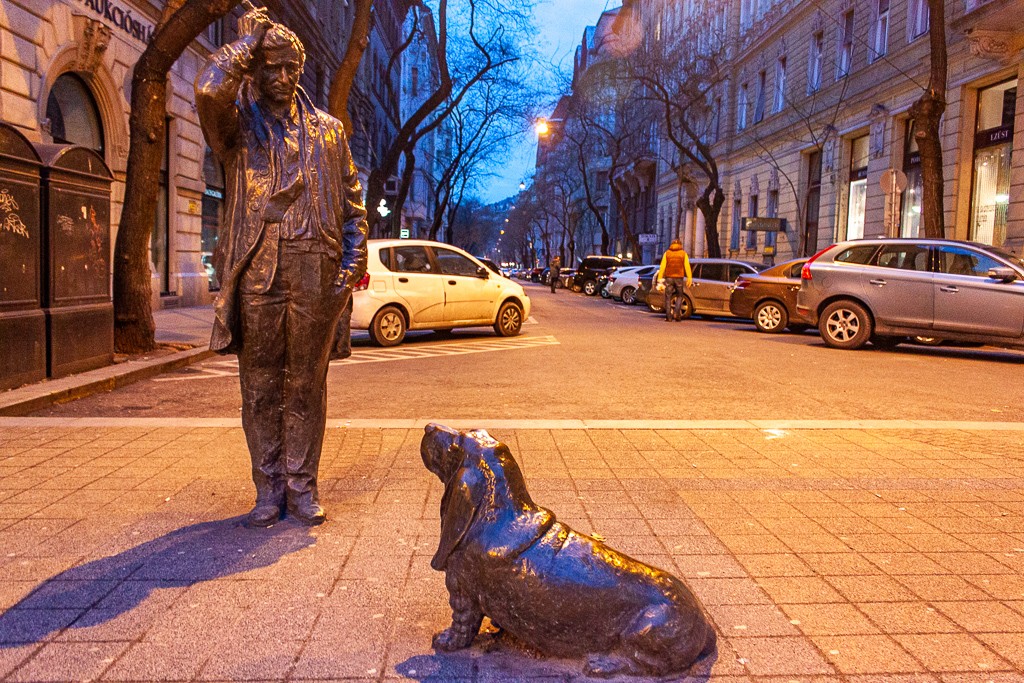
1, 423, 1023, 682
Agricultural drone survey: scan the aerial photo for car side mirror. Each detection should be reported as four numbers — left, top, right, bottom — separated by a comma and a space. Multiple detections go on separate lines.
476, 266, 490, 279
988, 267, 1018, 283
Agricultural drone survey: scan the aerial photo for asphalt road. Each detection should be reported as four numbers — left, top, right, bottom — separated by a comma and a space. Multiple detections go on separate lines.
37, 281, 1024, 421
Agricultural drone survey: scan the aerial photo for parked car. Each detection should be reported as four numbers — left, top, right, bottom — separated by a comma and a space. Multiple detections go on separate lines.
607, 265, 659, 304
352, 239, 531, 347
796, 238, 1024, 351
729, 258, 810, 333
636, 258, 766, 317
558, 268, 577, 289
529, 267, 544, 283
573, 255, 634, 296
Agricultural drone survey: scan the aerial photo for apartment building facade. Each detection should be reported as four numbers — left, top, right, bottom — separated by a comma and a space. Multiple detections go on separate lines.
635, 0, 1024, 262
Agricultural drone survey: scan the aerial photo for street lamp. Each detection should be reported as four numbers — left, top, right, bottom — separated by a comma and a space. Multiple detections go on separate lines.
535, 118, 550, 136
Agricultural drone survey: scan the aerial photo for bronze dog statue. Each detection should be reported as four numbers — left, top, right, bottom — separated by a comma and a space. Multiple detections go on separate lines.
421, 423, 717, 678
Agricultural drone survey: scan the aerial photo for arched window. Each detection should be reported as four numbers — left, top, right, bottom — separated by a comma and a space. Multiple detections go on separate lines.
45, 73, 104, 153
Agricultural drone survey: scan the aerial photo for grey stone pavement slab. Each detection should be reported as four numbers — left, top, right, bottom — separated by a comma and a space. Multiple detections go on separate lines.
1, 423, 1024, 682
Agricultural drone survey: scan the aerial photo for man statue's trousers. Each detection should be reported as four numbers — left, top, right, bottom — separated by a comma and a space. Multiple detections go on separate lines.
237, 239, 348, 511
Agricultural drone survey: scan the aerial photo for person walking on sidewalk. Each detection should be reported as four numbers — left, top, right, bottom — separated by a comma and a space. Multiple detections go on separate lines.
656, 239, 692, 322
195, 7, 368, 527
549, 256, 561, 294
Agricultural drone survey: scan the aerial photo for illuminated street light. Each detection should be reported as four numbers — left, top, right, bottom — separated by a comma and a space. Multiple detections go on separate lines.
535, 118, 550, 136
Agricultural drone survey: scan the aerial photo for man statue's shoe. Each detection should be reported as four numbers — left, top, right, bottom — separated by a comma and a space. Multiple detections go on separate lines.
288, 499, 327, 526
247, 502, 283, 527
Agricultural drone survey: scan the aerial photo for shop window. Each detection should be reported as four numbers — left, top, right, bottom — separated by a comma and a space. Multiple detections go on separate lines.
45, 73, 104, 154
804, 150, 822, 255
202, 147, 224, 291
766, 189, 779, 249
731, 199, 742, 250
900, 120, 922, 237
151, 117, 173, 295
970, 79, 1017, 246
746, 194, 759, 248
846, 135, 869, 240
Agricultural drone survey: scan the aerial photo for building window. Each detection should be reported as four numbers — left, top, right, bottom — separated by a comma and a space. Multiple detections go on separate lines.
411, 66, 419, 97
900, 120, 922, 237
846, 134, 869, 240
873, 0, 889, 59
970, 79, 1017, 246
837, 10, 854, 78
746, 193, 759, 248
152, 117, 173, 295
804, 150, 823, 255
712, 96, 722, 141
807, 31, 823, 93
45, 73, 104, 154
206, 18, 224, 46
202, 148, 224, 291
754, 70, 766, 123
731, 199, 742, 250
773, 56, 787, 112
737, 84, 748, 130
766, 189, 779, 248
908, 0, 929, 39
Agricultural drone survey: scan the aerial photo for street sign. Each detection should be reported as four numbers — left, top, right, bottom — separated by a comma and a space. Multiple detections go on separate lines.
880, 168, 908, 236
742, 217, 786, 232
637, 233, 658, 244
880, 168, 908, 193
399, 228, 410, 239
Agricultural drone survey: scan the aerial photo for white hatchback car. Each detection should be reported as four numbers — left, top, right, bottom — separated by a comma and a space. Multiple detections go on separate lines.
352, 239, 531, 346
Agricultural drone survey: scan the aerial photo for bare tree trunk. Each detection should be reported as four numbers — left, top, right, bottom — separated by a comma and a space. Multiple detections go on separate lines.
909, 0, 947, 239
328, 0, 374, 132
696, 185, 724, 258
113, 0, 240, 353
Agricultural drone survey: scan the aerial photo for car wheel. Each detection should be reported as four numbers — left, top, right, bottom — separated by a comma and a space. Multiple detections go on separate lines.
871, 335, 903, 350
493, 301, 523, 337
621, 286, 637, 305
754, 300, 788, 334
819, 300, 873, 350
600, 285, 611, 299
583, 279, 598, 296
369, 305, 406, 347
912, 336, 943, 346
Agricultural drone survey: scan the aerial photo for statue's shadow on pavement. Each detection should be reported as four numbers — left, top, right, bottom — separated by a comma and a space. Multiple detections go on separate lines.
395, 630, 716, 682
0, 516, 314, 647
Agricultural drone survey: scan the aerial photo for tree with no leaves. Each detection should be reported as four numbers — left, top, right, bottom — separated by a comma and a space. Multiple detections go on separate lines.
113, 0, 242, 353
620, 5, 730, 258
909, 0, 947, 238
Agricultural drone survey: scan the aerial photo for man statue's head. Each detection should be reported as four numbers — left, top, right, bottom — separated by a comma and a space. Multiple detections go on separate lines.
255, 24, 305, 108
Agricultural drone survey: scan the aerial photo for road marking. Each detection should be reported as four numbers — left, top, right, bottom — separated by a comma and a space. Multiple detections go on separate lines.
152, 335, 560, 381
3, 418, 1023, 430
337, 334, 558, 365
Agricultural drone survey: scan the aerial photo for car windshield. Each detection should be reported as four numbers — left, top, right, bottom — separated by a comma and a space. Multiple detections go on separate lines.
981, 245, 1024, 270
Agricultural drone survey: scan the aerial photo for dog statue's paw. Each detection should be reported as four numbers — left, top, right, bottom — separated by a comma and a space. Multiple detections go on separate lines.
432, 627, 474, 651
584, 653, 635, 678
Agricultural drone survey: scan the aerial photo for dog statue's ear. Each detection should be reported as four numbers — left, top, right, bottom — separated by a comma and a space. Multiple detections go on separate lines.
432, 468, 481, 571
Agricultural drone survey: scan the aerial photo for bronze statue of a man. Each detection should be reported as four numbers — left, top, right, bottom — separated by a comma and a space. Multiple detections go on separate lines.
195, 7, 368, 527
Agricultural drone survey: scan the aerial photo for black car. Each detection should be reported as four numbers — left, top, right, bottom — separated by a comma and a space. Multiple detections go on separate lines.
573, 255, 634, 296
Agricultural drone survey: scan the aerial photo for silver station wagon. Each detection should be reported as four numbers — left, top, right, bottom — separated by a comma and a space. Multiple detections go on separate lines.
796, 239, 1024, 351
